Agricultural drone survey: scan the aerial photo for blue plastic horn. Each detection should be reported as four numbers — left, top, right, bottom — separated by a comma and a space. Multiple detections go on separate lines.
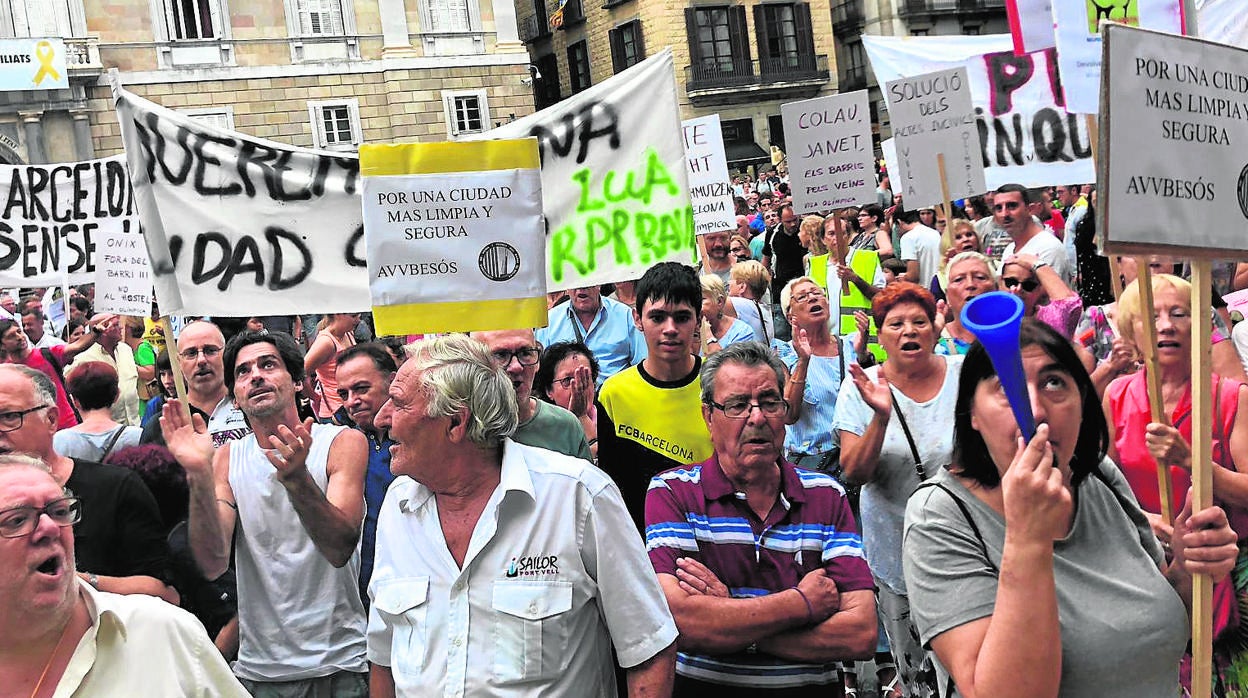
961, 292, 1036, 441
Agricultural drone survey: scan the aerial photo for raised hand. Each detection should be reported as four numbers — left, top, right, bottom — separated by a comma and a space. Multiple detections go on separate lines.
566, 364, 594, 417
264, 417, 316, 482
794, 327, 812, 362
160, 400, 213, 474
1001, 424, 1073, 545
848, 363, 891, 416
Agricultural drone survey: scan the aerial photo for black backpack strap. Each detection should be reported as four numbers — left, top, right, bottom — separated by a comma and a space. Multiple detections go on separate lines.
41, 348, 82, 422
915, 481, 998, 574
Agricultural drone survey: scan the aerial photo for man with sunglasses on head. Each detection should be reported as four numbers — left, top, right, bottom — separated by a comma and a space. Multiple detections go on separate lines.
0, 364, 175, 602
644, 342, 876, 696
993, 183, 1073, 284
0, 455, 250, 696
139, 320, 251, 448
471, 329, 591, 460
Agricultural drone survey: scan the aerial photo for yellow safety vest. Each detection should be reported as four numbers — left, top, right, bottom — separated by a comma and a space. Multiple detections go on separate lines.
809, 250, 886, 363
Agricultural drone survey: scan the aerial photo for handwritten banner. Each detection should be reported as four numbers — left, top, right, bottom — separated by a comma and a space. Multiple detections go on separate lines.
94, 224, 153, 316
864, 34, 1095, 189
112, 80, 370, 315
466, 49, 693, 290
682, 114, 735, 235
884, 67, 986, 208
360, 139, 547, 334
0, 156, 136, 287
1101, 24, 1248, 256
781, 91, 875, 213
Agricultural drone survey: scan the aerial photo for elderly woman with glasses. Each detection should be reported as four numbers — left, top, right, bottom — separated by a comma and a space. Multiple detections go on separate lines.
834, 282, 964, 698
998, 252, 1082, 340
534, 342, 601, 460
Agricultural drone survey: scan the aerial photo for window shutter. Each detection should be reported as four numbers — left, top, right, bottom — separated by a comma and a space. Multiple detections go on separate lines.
728, 5, 751, 68
795, 3, 814, 57
610, 27, 623, 73
753, 4, 768, 61
684, 8, 701, 65
634, 20, 645, 62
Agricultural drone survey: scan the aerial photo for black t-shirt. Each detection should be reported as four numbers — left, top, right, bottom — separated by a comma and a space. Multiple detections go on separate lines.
764, 225, 806, 296
66, 458, 171, 582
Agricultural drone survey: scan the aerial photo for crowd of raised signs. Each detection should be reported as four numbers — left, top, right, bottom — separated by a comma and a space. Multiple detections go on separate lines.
5, 160, 1248, 698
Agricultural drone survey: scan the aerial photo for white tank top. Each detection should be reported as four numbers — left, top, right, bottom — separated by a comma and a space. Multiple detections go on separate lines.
229, 422, 368, 681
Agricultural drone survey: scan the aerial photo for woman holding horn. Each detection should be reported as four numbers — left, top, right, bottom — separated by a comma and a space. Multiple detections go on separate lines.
904, 319, 1238, 697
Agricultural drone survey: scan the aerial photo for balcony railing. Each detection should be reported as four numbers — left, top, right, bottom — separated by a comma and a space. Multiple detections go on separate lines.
840, 64, 866, 91
65, 36, 102, 75
898, 0, 1005, 16
831, 0, 864, 32
686, 53, 828, 92
519, 14, 550, 42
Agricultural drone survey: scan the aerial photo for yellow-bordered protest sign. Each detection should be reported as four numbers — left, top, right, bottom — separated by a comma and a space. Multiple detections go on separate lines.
359, 139, 547, 335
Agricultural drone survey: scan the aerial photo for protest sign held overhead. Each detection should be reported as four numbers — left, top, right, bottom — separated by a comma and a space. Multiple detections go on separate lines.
1006, 0, 1057, 54
360, 139, 546, 335
466, 49, 694, 291
94, 224, 153, 317
883, 67, 985, 209
112, 76, 370, 316
681, 114, 735, 235
781, 91, 875, 213
1052, 0, 1184, 114
0, 155, 135, 287
1100, 23, 1248, 257
864, 34, 1095, 189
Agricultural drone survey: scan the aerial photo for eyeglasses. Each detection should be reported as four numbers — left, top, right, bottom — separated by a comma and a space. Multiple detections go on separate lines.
551, 376, 578, 389
792, 289, 827, 305
708, 397, 787, 419
492, 348, 541, 367
178, 345, 222, 361
1002, 277, 1041, 293
0, 495, 81, 538
0, 404, 50, 433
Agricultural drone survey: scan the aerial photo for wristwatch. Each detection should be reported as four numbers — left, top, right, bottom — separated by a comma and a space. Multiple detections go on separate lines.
86, 572, 100, 589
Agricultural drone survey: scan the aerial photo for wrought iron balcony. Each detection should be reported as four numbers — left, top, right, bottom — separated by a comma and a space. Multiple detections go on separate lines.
832, 0, 864, 34
898, 0, 1005, 16
686, 53, 828, 92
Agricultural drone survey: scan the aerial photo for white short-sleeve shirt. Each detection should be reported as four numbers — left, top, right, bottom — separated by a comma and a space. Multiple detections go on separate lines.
367, 440, 678, 698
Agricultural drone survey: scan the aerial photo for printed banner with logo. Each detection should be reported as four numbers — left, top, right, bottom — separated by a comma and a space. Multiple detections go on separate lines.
0, 38, 67, 92
360, 139, 547, 334
864, 34, 1094, 189
112, 78, 371, 315
466, 49, 694, 291
0, 155, 134, 286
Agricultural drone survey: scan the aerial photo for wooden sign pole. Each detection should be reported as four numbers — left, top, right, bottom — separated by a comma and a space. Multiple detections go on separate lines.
1109, 256, 1124, 300
159, 316, 193, 423
833, 212, 849, 296
1191, 259, 1214, 698
1133, 261, 1172, 524
936, 153, 953, 254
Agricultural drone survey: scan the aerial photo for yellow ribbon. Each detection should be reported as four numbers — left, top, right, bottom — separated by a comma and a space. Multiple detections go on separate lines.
33, 40, 60, 86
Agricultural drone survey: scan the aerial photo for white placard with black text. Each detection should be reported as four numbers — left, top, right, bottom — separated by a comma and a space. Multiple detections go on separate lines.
682, 114, 736, 235
781, 91, 876, 214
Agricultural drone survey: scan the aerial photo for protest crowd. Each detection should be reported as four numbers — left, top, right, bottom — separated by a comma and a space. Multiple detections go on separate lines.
7, 153, 1248, 698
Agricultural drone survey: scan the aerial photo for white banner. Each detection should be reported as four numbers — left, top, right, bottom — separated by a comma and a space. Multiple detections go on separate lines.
1007, 0, 1056, 54
0, 155, 134, 287
1053, 0, 1184, 115
864, 34, 1095, 189
881, 138, 900, 192
1198, 0, 1248, 47
1101, 24, 1248, 256
94, 225, 153, 316
781, 91, 876, 213
883, 67, 986, 208
467, 50, 694, 291
682, 114, 735, 235
112, 80, 370, 315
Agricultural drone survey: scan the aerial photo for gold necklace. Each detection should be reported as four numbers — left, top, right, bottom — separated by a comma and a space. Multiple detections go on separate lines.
28, 618, 72, 698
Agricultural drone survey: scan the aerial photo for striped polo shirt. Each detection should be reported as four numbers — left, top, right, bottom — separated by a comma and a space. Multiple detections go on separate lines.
645, 455, 872, 689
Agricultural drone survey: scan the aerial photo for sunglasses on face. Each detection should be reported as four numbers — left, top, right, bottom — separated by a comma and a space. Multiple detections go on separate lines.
1002, 277, 1040, 293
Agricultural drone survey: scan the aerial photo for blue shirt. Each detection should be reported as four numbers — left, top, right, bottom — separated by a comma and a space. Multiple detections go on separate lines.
536, 296, 648, 385
776, 338, 856, 457
334, 407, 395, 605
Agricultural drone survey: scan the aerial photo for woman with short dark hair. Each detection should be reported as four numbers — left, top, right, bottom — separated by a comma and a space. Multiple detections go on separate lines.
904, 319, 1238, 697
53, 361, 142, 461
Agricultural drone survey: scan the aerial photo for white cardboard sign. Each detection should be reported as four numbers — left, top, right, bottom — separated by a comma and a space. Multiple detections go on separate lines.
682, 114, 736, 235
883, 67, 986, 209
781, 91, 875, 214
94, 225, 153, 316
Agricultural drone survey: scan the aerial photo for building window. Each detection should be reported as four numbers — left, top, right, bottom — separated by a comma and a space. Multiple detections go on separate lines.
165, 0, 217, 39
963, 24, 980, 35
609, 19, 644, 74
755, 3, 814, 72
534, 52, 561, 109
568, 40, 591, 93
911, 28, 928, 36
427, 0, 471, 32
308, 99, 362, 151
443, 90, 490, 136
296, 0, 344, 35
1, 0, 74, 37
181, 107, 235, 131
684, 5, 749, 76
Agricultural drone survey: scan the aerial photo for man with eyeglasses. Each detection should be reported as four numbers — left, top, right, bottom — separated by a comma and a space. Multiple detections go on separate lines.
644, 342, 876, 696
139, 320, 251, 448
470, 329, 591, 461
0, 364, 174, 601
993, 183, 1072, 284
0, 455, 250, 696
